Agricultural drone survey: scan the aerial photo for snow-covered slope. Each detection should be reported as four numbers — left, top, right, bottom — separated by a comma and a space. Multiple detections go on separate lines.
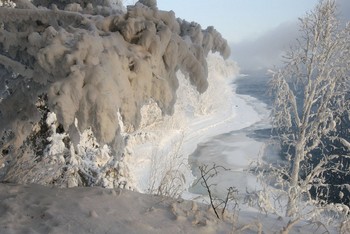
0, 183, 340, 234
122, 54, 240, 194
0, 183, 233, 234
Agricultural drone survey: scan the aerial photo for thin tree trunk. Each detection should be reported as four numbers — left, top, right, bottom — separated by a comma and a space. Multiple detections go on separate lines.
286, 140, 304, 217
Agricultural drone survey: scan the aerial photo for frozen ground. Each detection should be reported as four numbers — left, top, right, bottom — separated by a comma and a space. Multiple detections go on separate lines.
0, 183, 233, 234
0, 183, 336, 234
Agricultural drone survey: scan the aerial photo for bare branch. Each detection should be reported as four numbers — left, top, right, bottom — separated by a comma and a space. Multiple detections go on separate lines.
195, 164, 238, 219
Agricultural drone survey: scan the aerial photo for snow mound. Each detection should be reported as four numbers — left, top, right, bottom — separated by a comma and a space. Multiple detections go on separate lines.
0, 183, 339, 234
0, 183, 234, 234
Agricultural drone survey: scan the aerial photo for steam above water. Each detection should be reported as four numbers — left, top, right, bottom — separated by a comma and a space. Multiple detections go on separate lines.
0, 0, 232, 186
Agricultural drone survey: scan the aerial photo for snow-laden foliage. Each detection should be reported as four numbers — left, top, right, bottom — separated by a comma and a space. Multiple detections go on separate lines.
0, 0, 230, 145
268, 0, 350, 220
0, 0, 231, 185
0, 0, 15, 8
1, 100, 123, 188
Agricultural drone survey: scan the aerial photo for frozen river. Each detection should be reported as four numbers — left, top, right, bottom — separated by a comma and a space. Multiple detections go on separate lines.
188, 75, 276, 199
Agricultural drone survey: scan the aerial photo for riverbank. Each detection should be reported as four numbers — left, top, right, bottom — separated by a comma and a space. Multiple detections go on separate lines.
187, 75, 273, 199
122, 57, 271, 196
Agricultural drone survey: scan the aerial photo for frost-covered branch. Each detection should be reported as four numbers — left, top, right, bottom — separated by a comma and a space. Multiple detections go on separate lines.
268, 0, 350, 218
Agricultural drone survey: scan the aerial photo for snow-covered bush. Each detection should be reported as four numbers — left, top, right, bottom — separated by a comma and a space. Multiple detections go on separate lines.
147, 134, 186, 198
0, 0, 16, 8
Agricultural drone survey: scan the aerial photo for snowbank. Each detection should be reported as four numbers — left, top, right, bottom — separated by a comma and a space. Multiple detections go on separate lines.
0, 183, 233, 234
0, 182, 338, 234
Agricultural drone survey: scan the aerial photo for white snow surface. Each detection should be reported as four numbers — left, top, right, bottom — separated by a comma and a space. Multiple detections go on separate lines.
122, 53, 248, 194
0, 183, 339, 234
0, 183, 233, 234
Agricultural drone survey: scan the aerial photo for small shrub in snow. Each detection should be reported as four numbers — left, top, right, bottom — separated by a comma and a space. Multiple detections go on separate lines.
193, 164, 239, 220
147, 134, 187, 198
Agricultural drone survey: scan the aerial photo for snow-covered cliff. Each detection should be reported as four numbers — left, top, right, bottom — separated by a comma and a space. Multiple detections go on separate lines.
0, 0, 235, 188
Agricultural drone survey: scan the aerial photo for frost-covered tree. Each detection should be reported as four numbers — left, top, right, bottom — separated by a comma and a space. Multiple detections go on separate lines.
269, 0, 350, 217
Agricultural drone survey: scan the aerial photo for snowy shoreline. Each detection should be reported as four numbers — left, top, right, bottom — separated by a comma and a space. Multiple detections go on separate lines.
186, 82, 272, 199
122, 54, 243, 193
123, 55, 271, 198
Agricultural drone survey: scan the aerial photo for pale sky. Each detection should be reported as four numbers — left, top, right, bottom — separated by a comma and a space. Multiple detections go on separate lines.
156, 0, 319, 43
